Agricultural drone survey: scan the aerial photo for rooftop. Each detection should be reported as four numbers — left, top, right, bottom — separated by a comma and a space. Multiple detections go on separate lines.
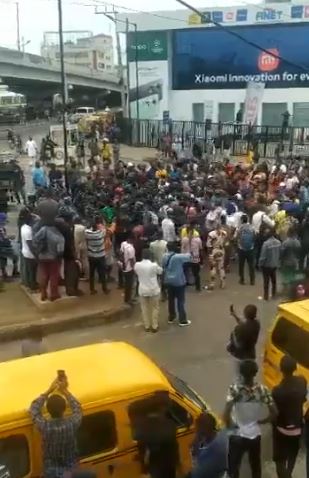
0, 342, 170, 429
278, 299, 309, 324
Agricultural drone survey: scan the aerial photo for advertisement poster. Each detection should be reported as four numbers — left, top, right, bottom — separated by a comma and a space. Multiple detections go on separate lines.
243, 82, 265, 125
127, 31, 168, 62
172, 23, 309, 89
129, 61, 169, 120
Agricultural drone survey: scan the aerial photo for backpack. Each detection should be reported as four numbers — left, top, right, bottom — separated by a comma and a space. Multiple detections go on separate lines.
239, 225, 255, 251
33, 226, 64, 260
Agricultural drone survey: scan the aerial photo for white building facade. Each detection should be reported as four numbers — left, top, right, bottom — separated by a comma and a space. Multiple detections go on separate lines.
41, 31, 115, 73
118, 2, 309, 125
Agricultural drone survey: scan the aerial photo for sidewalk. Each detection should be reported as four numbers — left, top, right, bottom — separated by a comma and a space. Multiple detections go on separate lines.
0, 282, 131, 342
120, 144, 156, 163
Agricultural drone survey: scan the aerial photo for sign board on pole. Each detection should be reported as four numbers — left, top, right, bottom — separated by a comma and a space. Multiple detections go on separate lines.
243, 82, 265, 125
163, 110, 170, 124
127, 31, 168, 62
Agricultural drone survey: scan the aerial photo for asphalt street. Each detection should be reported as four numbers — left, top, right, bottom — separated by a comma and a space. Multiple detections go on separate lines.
0, 122, 306, 477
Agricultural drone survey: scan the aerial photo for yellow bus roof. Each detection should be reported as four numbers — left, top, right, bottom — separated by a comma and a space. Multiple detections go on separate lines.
0, 342, 171, 429
278, 299, 309, 324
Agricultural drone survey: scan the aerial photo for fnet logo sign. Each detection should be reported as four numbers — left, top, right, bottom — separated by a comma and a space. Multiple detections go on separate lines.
258, 48, 280, 72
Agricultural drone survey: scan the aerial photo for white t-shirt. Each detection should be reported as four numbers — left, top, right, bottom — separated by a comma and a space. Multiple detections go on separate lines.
252, 211, 274, 233
120, 241, 135, 272
134, 260, 162, 297
162, 218, 176, 243
21, 224, 35, 259
286, 176, 299, 190
25, 140, 37, 158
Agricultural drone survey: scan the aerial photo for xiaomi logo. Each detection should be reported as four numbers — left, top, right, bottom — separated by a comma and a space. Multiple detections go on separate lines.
258, 48, 280, 72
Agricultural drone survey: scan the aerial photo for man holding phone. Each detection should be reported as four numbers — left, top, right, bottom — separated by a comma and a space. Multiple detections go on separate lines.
228, 304, 260, 362
30, 372, 82, 478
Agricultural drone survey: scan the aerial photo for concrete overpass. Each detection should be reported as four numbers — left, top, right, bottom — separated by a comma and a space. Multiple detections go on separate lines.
0, 47, 125, 106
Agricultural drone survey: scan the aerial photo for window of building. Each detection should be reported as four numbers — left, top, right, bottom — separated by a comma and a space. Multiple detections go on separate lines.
262, 103, 287, 126
0, 434, 30, 478
293, 103, 309, 127
218, 103, 235, 123
192, 103, 204, 123
77, 411, 117, 459
272, 317, 309, 369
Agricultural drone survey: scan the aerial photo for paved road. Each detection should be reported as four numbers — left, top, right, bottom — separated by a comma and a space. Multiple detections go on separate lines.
0, 122, 306, 477
0, 267, 306, 476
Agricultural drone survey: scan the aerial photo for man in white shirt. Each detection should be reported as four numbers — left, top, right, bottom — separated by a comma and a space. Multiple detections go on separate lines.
74, 218, 88, 279
25, 136, 38, 160
252, 209, 275, 268
285, 172, 299, 191
149, 230, 167, 267
162, 210, 176, 243
120, 235, 136, 304
223, 360, 277, 478
150, 230, 168, 301
21, 216, 38, 291
252, 209, 274, 234
134, 249, 162, 332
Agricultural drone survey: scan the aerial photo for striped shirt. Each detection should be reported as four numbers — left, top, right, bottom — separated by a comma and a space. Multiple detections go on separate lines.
85, 229, 105, 258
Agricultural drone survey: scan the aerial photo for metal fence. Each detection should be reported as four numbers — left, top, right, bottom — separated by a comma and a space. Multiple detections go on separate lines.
124, 119, 309, 159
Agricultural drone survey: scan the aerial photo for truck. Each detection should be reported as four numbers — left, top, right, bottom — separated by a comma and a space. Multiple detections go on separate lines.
0, 85, 26, 124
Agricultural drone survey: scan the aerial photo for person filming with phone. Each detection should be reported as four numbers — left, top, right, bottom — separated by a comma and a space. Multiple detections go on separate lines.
30, 371, 82, 478
227, 304, 260, 366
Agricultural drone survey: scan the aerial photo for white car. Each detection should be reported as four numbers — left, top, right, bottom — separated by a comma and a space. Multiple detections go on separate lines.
71, 106, 95, 123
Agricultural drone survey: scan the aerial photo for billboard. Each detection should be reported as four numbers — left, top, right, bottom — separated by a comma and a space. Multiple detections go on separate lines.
129, 62, 168, 120
172, 23, 309, 89
127, 31, 168, 62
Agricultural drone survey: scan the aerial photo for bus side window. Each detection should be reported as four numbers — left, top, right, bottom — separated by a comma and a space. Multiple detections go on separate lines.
77, 411, 117, 459
0, 434, 30, 478
128, 395, 192, 439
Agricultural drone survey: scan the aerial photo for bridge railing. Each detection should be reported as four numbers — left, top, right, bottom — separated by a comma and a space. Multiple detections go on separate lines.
124, 119, 309, 158
0, 46, 120, 83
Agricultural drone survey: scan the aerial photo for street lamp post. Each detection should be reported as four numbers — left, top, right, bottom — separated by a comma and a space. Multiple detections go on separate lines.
95, 8, 127, 116
134, 22, 140, 125
16, 2, 20, 51
125, 18, 140, 143
57, 0, 69, 190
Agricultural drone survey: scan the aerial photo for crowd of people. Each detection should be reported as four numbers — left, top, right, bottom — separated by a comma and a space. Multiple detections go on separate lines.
1, 133, 309, 309
1, 126, 309, 476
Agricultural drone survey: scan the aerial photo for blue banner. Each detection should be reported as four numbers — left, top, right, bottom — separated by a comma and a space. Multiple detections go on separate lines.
172, 24, 309, 89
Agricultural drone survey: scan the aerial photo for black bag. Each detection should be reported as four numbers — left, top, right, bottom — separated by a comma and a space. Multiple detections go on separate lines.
226, 331, 241, 358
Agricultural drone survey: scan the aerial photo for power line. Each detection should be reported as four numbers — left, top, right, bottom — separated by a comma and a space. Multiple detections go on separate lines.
58, 0, 189, 23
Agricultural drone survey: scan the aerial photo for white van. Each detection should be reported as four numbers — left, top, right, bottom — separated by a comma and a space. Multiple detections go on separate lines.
71, 106, 95, 122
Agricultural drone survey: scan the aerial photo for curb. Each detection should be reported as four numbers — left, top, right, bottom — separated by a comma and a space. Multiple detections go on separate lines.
0, 304, 132, 343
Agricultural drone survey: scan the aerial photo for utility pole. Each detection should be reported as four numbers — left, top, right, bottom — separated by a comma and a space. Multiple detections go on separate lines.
16, 2, 20, 51
95, 7, 127, 116
134, 23, 140, 125
125, 18, 131, 124
57, 0, 69, 190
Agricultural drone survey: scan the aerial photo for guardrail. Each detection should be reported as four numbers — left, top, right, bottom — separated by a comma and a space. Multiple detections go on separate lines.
0, 46, 120, 84
125, 119, 309, 159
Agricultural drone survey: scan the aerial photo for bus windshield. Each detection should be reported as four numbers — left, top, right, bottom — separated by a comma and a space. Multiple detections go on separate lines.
163, 369, 207, 411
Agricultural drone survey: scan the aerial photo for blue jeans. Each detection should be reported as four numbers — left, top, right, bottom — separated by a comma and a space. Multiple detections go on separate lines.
167, 285, 187, 323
